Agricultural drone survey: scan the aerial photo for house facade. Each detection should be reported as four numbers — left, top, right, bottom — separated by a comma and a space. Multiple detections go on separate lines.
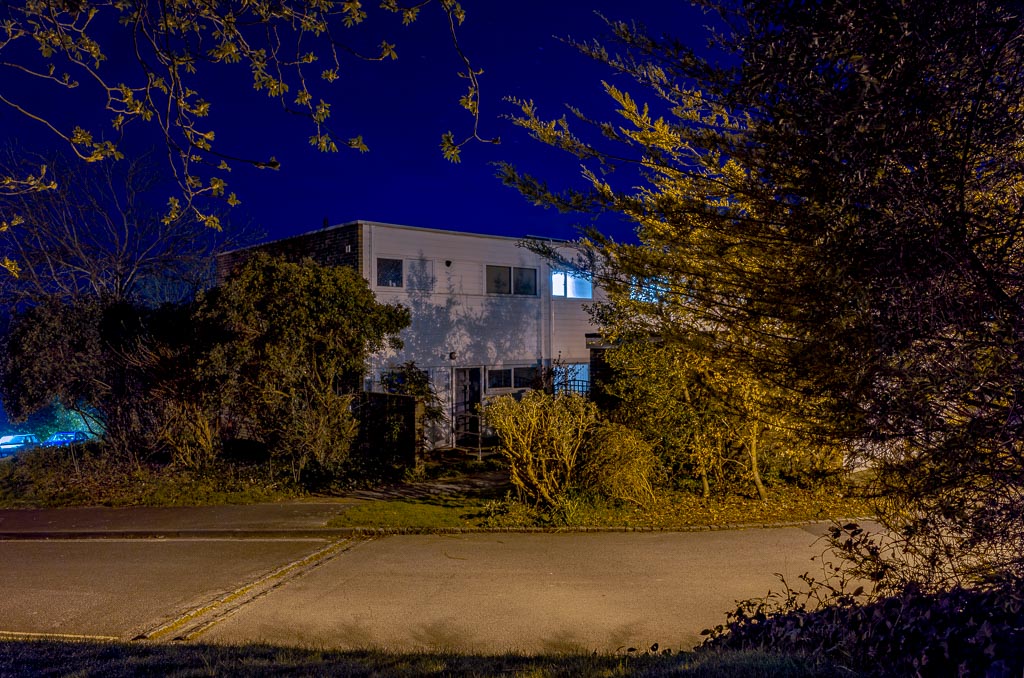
218, 220, 600, 446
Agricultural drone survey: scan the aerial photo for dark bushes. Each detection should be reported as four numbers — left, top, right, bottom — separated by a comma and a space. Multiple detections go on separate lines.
702, 579, 1024, 676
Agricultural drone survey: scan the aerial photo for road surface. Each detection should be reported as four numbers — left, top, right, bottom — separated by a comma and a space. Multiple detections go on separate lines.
0, 525, 845, 653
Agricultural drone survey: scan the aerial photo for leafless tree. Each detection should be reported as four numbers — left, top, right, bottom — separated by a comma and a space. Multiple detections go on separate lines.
0, 148, 254, 312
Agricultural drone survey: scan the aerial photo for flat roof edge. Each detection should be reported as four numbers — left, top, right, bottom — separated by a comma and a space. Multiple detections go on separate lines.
218, 220, 575, 258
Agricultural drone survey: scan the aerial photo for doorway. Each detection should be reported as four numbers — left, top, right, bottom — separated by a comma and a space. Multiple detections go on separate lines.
453, 367, 482, 446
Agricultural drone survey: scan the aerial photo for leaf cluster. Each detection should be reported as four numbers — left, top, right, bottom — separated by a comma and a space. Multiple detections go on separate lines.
603, 339, 843, 500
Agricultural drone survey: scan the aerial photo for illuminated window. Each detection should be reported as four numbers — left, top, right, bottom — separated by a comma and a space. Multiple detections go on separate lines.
551, 270, 592, 299
487, 265, 537, 295
377, 258, 403, 287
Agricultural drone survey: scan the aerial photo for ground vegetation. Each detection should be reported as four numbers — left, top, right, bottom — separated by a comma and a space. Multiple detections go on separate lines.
0, 639, 844, 677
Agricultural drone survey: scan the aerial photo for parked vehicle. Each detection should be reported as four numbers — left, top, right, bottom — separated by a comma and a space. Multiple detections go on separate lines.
44, 431, 90, 447
0, 434, 41, 458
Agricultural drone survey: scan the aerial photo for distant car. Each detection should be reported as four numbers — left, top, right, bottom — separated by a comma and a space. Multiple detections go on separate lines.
44, 431, 90, 447
0, 434, 41, 458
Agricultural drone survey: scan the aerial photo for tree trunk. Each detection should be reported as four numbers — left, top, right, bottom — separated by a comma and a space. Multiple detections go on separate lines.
748, 420, 769, 501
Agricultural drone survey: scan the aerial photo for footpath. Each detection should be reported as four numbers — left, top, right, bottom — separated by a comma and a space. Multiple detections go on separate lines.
0, 470, 511, 540
0, 500, 360, 540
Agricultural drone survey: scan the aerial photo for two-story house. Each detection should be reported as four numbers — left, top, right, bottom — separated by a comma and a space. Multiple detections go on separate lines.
218, 220, 599, 446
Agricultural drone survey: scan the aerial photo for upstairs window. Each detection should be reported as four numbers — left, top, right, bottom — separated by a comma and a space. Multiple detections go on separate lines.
551, 270, 593, 299
406, 259, 434, 291
486, 265, 537, 296
377, 258, 403, 288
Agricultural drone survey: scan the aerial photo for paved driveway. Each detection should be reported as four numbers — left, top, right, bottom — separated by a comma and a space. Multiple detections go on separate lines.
0, 523, 843, 652
202, 529, 834, 653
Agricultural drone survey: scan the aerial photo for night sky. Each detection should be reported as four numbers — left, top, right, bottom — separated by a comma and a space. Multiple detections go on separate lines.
1, 1, 712, 245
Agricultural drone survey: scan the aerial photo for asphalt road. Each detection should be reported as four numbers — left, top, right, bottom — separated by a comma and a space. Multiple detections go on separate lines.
0, 525, 842, 653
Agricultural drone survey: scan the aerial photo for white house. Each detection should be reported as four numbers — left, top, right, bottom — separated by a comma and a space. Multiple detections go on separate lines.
219, 220, 601, 446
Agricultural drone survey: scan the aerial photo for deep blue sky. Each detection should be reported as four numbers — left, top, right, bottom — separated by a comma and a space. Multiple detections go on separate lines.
2, 1, 714, 244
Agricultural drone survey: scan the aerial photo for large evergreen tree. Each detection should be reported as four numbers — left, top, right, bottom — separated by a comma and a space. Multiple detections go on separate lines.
197, 253, 410, 481
503, 0, 1024, 587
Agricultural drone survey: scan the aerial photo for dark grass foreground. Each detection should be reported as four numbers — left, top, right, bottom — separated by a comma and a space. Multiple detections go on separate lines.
0, 640, 845, 677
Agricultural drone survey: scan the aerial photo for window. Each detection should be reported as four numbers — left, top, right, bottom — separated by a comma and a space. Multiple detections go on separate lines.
554, 363, 590, 394
487, 368, 511, 389
487, 366, 539, 391
377, 258, 403, 287
487, 265, 537, 295
551, 270, 593, 299
514, 267, 537, 295
486, 265, 510, 295
513, 366, 538, 388
630, 276, 669, 303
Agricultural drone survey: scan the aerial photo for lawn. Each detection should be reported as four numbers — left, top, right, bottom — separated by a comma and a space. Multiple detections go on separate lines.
326, 484, 874, 531
0, 639, 847, 677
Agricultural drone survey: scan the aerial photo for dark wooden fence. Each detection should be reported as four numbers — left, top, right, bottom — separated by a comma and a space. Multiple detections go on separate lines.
352, 391, 425, 476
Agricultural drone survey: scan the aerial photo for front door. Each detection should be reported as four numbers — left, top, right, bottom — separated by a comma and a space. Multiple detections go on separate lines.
454, 367, 482, 445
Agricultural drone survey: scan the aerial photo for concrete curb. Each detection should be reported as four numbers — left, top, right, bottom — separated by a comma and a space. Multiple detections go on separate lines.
0, 517, 875, 540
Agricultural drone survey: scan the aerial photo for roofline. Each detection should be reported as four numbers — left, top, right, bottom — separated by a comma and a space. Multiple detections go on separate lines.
218, 220, 575, 258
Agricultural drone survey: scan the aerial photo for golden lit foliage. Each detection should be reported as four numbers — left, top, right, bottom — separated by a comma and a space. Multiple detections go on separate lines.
0, 0, 494, 221
503, 0, 1024, 584
485, 391, 598, 507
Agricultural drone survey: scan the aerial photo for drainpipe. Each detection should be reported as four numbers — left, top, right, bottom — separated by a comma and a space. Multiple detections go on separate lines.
546, 262, 554, 374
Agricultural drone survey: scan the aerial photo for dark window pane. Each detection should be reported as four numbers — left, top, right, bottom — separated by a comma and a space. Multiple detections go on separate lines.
487, 368, 511, 389
377, 258, 403, 287
513, 367, 538, 388
513, 267, 537, 295
486, 265, 511, 294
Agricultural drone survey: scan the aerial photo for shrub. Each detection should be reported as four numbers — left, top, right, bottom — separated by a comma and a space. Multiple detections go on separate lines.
701, 579, 1024, 676
580, 422, 657, 507
0, 443, 294, 507
275, 390, 358, 484
197, 254, 409, 486
159, 401, 221, 470
484, 391, 597, 508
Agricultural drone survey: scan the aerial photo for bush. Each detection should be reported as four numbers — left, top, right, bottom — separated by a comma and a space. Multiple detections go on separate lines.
701, 579, 1024, 676
0, 444, 294, 507
484, 391, 597, 508
580, 422, 657, 507
197, 254, 409, 486
158, 401, 221, 470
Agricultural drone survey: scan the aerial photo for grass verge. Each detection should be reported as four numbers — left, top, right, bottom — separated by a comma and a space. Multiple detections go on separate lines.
327, 485, 873, 530
0, 640, 848, 677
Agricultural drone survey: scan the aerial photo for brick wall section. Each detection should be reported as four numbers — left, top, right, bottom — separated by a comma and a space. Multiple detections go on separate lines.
216, 222, 362, 282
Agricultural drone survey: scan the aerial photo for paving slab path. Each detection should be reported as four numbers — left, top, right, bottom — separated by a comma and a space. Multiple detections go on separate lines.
0, 517, 846, 653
